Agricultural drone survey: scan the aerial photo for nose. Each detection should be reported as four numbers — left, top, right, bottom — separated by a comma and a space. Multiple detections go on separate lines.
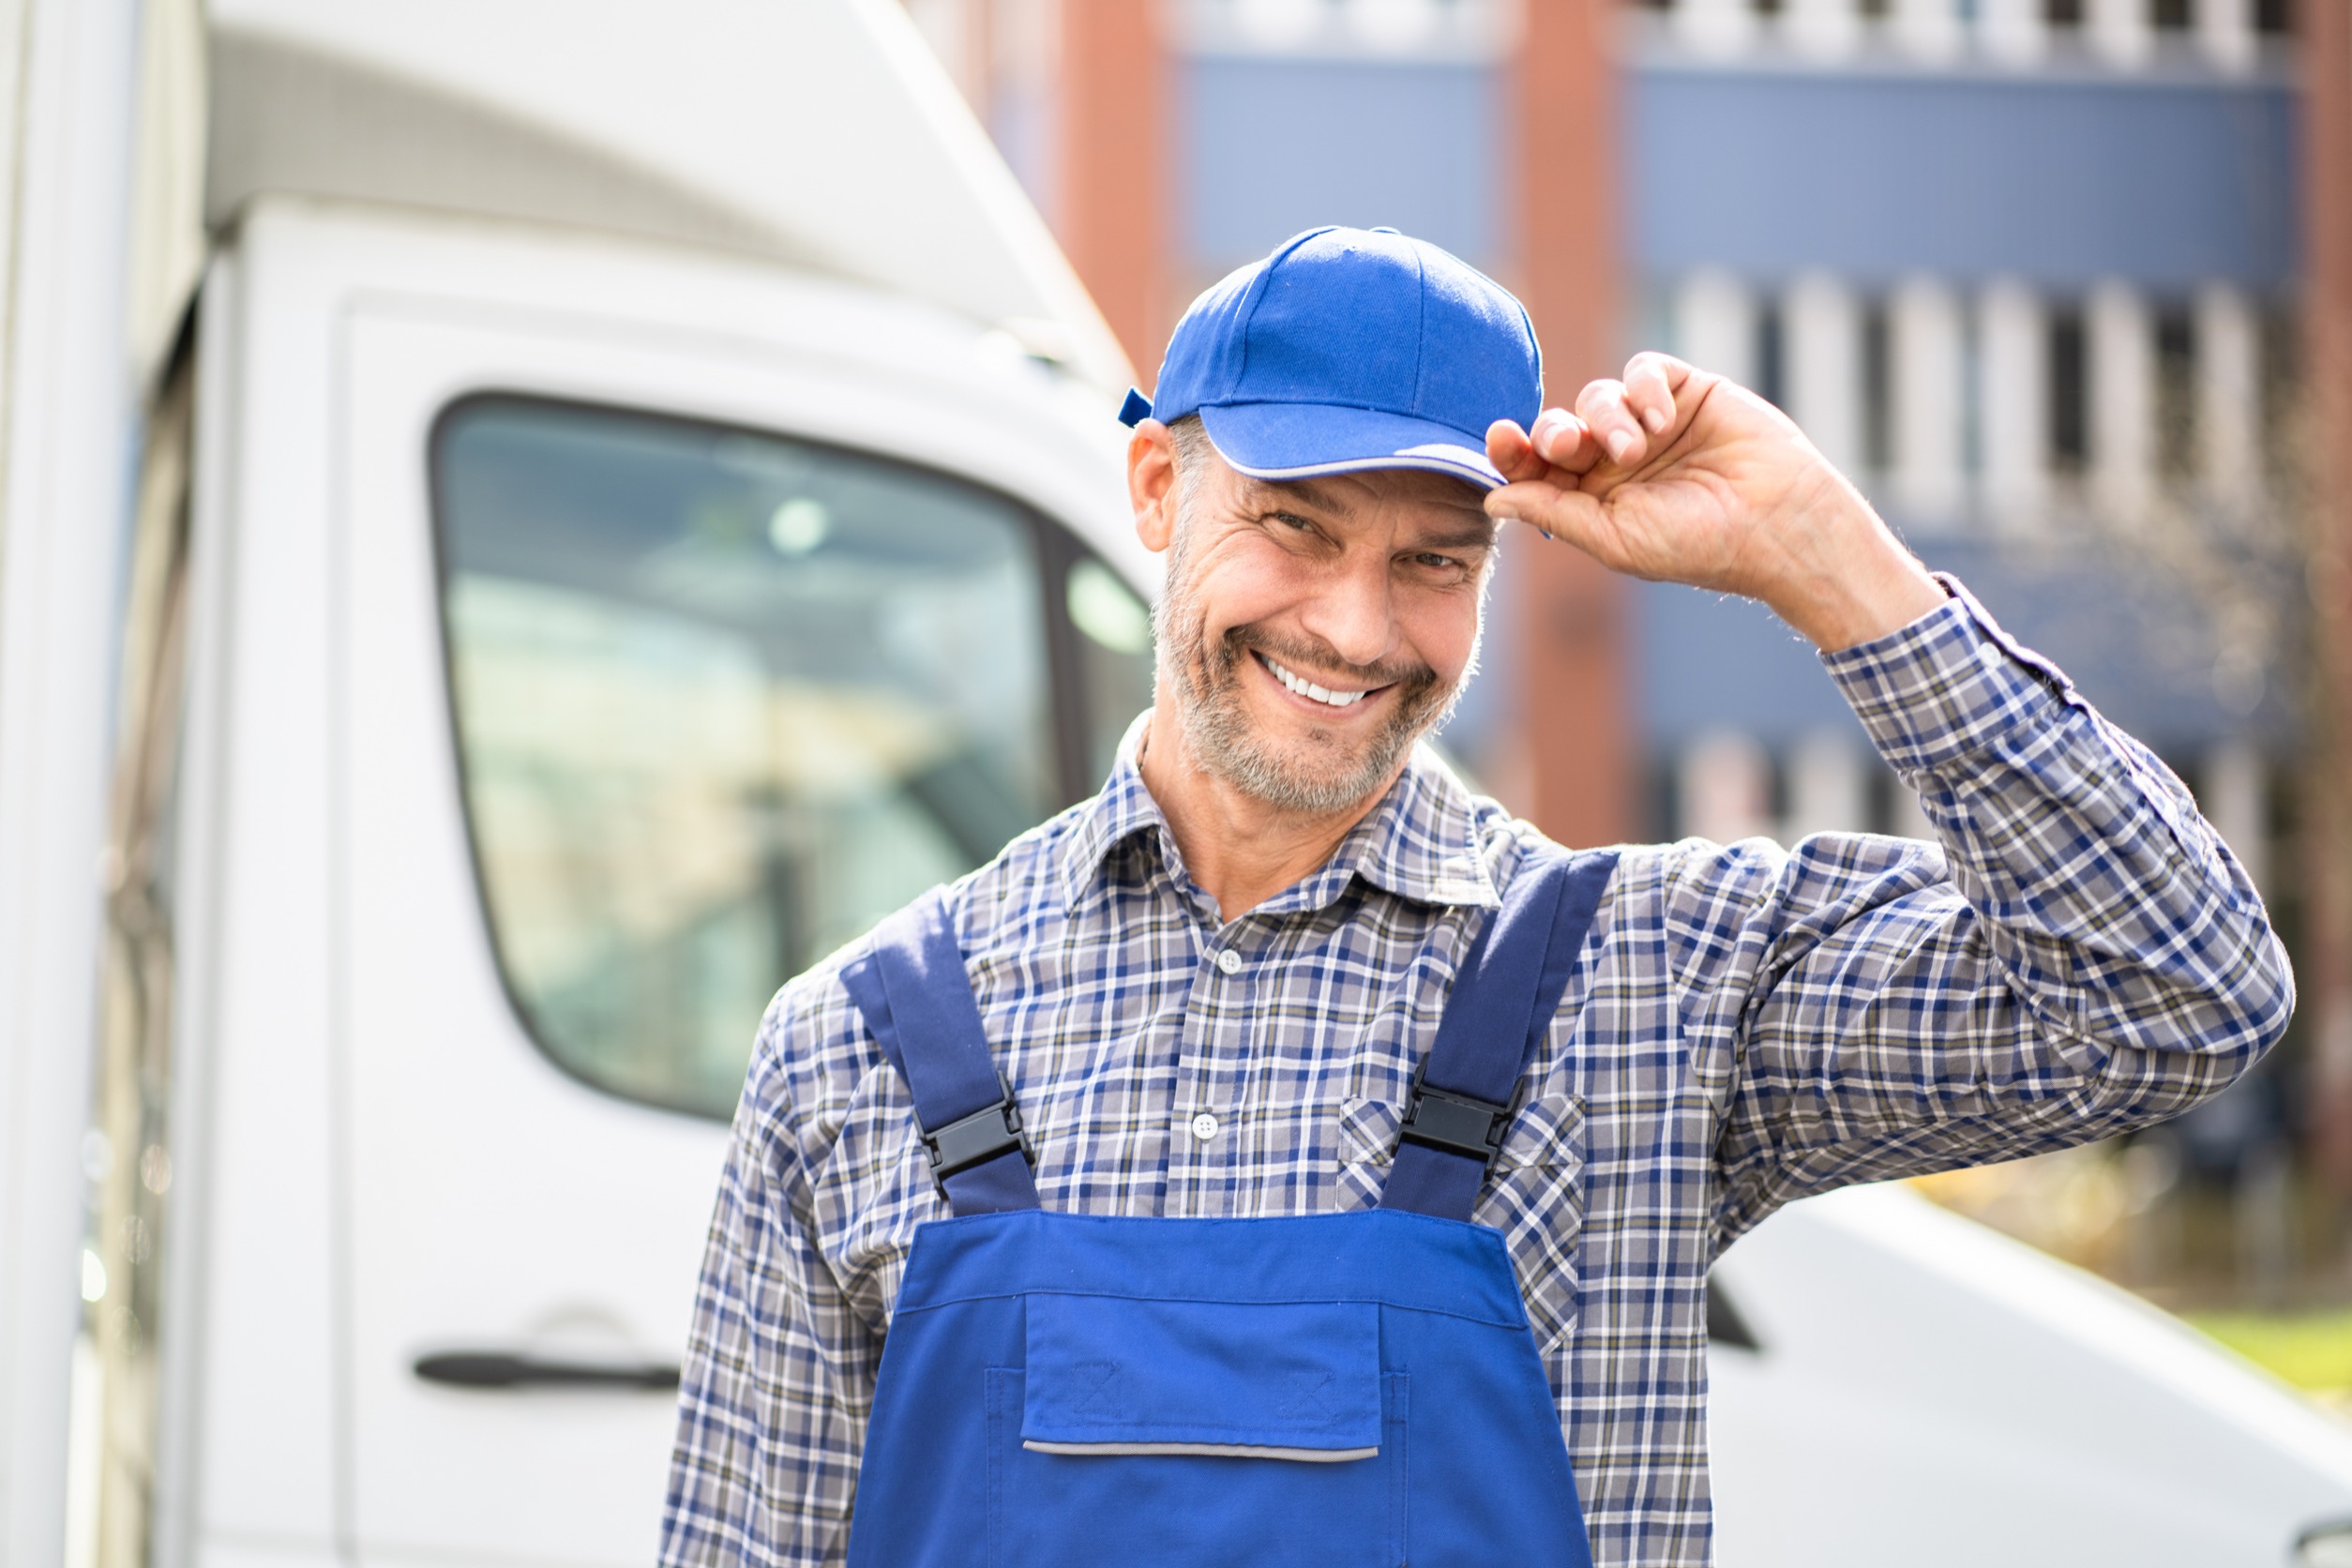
1296, 552, 1398, 673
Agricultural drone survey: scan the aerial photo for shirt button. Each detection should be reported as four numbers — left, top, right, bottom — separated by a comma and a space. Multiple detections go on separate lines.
1214, 949, 1242, 975
1189, 1112, 1220, 1141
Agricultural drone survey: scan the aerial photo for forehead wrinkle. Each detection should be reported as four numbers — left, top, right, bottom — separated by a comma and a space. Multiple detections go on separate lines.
1240, 474, 1356, 519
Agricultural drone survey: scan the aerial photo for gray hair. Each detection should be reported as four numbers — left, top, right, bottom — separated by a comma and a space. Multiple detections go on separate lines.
1164, 413, 1216, 522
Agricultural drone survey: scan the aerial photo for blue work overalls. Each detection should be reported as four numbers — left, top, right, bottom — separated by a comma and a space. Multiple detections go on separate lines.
837, 847, 1619, 1567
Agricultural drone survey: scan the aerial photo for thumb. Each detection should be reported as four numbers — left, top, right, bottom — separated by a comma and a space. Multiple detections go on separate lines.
1486, 479, 1605, 549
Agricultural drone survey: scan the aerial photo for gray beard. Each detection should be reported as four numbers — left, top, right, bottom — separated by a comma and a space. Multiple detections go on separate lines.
1152, 521, 1473, 816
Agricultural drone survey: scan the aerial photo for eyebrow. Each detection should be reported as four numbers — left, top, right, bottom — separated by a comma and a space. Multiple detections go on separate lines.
1408, 517, 1500, 552
1260, 476, 1355, 518
1256, 478, 1497, 549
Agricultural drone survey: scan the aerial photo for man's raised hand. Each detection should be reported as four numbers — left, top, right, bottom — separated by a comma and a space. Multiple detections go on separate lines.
1484, 352, 1946, 652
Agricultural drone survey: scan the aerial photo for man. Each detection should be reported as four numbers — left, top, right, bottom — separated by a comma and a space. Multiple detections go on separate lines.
660, 227, 2291, 1566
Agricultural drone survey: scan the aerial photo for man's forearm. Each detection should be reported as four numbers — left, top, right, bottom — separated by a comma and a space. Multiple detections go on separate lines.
1827, 576, 2293, 1072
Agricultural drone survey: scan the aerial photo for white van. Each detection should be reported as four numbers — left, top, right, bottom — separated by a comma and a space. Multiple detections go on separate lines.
22, 3, 2352, 1567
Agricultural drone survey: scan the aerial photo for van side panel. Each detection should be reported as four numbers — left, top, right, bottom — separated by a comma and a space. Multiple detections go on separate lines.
188, 224, 342, 1549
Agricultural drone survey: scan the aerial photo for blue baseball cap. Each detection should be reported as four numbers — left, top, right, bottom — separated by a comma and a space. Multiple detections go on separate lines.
1117, 226, 1542, 490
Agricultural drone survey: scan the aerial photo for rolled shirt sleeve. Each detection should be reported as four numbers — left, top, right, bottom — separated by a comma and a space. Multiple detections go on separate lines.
1698, 576, 2295, 1245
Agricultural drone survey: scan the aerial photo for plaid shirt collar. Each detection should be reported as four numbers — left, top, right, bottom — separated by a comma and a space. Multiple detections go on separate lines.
1055, 714, 1503, 918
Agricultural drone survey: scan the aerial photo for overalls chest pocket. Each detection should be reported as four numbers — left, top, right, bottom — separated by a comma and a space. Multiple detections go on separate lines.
987, 1295, 1408, 1568
1336, 1091, 1589, 1350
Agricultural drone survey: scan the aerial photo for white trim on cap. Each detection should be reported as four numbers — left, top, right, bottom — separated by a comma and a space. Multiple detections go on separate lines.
1215, 445, 1504, 490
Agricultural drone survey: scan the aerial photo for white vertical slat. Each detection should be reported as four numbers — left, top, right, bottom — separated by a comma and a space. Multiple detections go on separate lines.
1979, 278, 2048, 527
1232, 0, 1323, 49
1784, 730, 1871, 840
1785, 0, 1863, 60
2201, 739, 2269, 899
1890, 0, 1964, 59
1676, 268, 1756, 393
2195, 281, 2260, 513
2088, 0, 2154, 66
0, 3, 140, 1567
1349, 0, 1444, 53
2197, 0, 2258, 71
1674, 0, 1758, 60
1787, 271, 1863, 478
1977, 0, 2046, 64
1680, 731, 1776, 845
2089, 278, 2154, 523
1891, 274, 1965, 523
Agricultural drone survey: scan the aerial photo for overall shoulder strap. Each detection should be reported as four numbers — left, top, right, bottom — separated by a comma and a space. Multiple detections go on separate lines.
838, 888, 1041, 1216
1379, 846, 1621, 1222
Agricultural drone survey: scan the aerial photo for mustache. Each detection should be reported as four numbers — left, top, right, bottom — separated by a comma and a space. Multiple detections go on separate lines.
1212, 625, 1438, 694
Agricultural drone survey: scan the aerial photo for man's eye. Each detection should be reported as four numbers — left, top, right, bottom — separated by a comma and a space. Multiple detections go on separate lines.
1271, 511, 1316, 532
1414, 552, 1462, 571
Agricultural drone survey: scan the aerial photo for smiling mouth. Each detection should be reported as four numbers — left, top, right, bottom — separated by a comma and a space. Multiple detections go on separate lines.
1254, 651, 1384, 710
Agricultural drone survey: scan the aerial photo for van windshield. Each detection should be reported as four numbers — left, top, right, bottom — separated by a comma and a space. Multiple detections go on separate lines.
433, 398, 1148, 1118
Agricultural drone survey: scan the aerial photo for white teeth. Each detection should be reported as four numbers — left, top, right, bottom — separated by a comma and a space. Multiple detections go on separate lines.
1264, 656, 1367, 708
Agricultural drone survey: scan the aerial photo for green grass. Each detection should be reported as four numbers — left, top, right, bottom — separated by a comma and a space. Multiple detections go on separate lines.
2186, 1310, 2352, 1391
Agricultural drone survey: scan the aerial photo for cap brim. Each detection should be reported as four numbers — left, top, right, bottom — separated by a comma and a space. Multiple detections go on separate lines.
1199, 402, 1505, 490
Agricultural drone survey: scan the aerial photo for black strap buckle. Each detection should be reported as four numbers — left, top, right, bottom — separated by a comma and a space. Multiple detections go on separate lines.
1397, 1063, 1512, 1172
920, 1071, 1033, 1196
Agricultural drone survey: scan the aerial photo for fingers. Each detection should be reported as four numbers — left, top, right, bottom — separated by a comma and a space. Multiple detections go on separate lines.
1565, 353, 1700, 472
1535, 410, 1591, 460
1489, 414, 1601, 485
1574, 379, 1647, 469
1499, 349, 1698, 508
1530, 409, 1600, 474
1623, 353, 1680, 436
1485, 419, 1543, 483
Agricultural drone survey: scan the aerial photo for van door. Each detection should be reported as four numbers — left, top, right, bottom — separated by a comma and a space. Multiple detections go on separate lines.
337, 293, 1151, 1564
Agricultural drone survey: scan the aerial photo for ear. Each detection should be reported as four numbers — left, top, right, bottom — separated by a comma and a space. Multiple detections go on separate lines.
1127, 420, 1180, 554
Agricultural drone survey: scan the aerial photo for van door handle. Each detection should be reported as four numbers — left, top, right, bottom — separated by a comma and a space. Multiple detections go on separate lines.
413, 1350, 680, 1391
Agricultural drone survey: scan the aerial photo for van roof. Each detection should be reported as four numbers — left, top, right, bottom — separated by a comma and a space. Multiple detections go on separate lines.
204, 0, 1133, 390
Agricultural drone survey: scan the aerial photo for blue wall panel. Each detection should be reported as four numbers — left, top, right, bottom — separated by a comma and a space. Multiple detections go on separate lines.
1181, 57, 1501, 275
1182, 58, 2295, 288
1629, 65, 2298, 289
1636, 536, 2297, 752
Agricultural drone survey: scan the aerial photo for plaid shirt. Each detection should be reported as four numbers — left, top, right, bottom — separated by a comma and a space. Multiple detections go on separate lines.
661, 580, 2292, 1567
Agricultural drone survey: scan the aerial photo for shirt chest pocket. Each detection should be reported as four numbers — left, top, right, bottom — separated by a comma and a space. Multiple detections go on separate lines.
1333, 1090, 1589, 1351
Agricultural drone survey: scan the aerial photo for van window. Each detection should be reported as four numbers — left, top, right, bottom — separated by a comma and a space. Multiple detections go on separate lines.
1065, 555, 1155, 782
433, 398, 1143, 1118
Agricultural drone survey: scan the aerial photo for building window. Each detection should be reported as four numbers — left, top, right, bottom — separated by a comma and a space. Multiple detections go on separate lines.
1862, 297, 1892, 475
2155, 304, 2197, 489
2261, 301, 2299, 477
2049, 304, 2089, 477
1756, 296, 1787, 412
